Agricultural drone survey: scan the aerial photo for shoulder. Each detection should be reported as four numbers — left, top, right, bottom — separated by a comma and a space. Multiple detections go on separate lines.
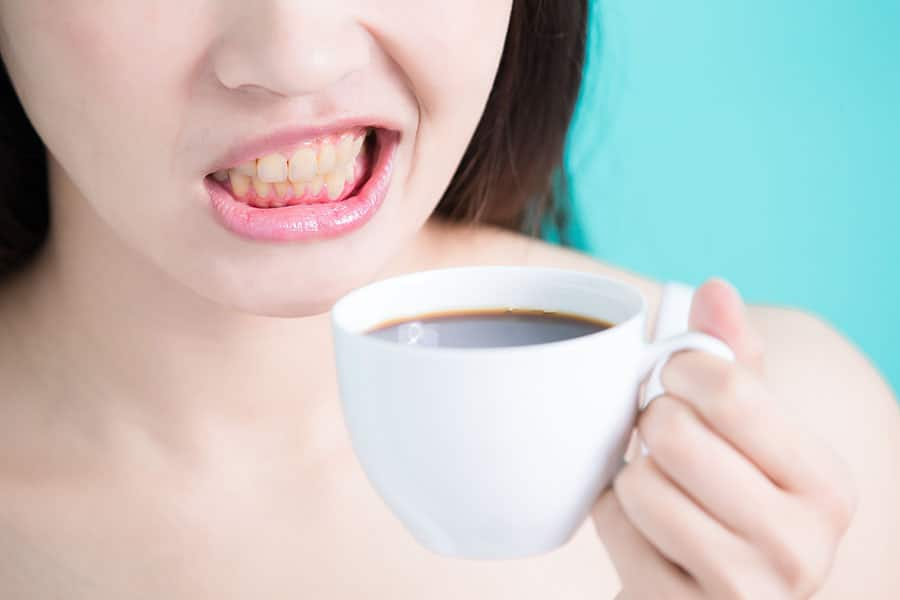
748, 303, 898, 416
747, 305, 900, 457
746, 304, 900, 469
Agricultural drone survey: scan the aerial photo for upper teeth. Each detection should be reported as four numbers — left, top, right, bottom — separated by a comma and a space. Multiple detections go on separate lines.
212, 130, 368, 184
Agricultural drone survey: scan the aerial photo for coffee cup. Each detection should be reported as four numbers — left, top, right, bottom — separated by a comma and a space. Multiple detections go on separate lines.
330, 266, 733, 559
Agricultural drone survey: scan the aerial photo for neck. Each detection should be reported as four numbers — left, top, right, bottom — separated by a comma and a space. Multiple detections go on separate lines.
1, 156, 428, 462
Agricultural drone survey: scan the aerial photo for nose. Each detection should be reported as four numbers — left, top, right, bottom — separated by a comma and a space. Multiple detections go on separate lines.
211, 1, 370, 98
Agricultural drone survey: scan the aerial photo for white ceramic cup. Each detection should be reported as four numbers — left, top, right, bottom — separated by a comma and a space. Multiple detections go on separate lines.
330, 266, 734, 560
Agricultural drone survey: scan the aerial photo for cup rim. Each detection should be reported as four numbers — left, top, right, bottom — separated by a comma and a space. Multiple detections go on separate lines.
330, 265, 648, 356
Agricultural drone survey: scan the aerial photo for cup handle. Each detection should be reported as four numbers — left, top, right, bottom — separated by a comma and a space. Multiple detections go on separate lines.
635, 332, 736, 411
619, 332, 735, 460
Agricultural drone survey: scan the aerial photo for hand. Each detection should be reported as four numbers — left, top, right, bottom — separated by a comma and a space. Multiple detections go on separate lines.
591, 278, 857, 599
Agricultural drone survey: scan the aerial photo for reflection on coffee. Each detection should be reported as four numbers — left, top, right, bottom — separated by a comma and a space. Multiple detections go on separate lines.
366, 308, 614, 349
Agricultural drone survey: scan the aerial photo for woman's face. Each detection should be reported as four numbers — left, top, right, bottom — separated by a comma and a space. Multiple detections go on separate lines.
0, 1, 512, 315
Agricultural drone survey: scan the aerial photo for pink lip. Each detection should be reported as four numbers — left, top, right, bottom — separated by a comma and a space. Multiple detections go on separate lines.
205, 130, 399, 242
207, 116, 401, 173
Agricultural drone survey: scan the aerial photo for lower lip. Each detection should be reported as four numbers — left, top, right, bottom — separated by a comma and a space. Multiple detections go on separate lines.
205, 130, 399, 242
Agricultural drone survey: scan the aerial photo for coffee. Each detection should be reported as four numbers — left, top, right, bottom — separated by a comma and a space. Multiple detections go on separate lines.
366, 308, 614, 349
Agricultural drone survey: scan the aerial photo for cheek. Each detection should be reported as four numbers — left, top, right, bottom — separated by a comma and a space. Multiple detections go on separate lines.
385, 2, 512, 113
2, 2, 200, 226
370, 1, 512, 199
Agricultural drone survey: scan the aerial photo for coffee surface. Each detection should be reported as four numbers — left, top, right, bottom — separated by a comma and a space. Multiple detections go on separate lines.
366, 308, 614, 348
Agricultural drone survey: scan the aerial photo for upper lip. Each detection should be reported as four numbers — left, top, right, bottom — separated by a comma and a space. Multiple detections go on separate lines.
205, 115, 399, 175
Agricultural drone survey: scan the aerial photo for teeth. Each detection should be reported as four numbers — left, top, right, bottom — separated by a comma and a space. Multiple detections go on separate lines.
273, 181, 291, 198
252, 177, 271, 198
308, 175, 324, 196
257, 153, 287, 182
289, 147, 317, 182
234, 160, 256, 177
325, 170, 345, 200
270, 183, 289, 207
352, 134, 364, 156
224, 129, 370, 203
316, 142, 336, 175
229, 171, 251, 198
336, 135, 355, 164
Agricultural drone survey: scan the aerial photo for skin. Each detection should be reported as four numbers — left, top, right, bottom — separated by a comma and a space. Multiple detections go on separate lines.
0, 1, 897, 598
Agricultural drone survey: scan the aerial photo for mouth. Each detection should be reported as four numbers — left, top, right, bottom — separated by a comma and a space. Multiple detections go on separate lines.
203, 126, 399, 242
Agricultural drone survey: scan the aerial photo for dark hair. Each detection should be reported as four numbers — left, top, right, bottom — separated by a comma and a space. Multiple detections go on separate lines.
0, 0, 587, 278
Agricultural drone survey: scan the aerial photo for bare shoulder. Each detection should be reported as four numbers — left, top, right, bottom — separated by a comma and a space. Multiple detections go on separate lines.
747, 303, 900, 472
747, 303, 899, 424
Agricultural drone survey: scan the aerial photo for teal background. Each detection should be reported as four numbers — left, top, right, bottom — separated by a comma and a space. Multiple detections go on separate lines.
557, 0, 900, 395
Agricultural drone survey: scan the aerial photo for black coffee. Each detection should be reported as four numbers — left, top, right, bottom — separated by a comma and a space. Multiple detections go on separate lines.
366, 308, 614, 349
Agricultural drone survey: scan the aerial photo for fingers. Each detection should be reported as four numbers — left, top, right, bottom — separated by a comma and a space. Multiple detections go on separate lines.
639, 394, 842, 595
592, 489, 699, 598
660, 349, 856, 518
611, 455, 786, 598
688, 278, 767, 377
639, 394, 787, 541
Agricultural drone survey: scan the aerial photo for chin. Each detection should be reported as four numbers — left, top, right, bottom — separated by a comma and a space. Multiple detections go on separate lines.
185, 258, 385, 318
231, 295, 342, 318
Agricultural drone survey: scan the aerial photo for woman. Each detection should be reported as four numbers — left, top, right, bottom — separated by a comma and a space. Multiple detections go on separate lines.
0, 1, 897, 597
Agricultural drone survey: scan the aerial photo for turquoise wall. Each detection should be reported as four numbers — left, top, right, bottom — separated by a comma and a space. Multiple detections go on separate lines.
561, 0, 899, 395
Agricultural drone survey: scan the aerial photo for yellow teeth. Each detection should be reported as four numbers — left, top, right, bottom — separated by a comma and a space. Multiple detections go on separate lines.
252, 177, 271, 198
289, 147, 317, 182
229, 171, 250, 197
257, 153, 288, 183
234, 160, 256, 177
219, 130, 369, 202
270, 184, 290, 207
308, 176, 324, 196
325, 170, 345, 200
316, 142, 336, 175
336, 135, 355, 164
273, 181, 291, 198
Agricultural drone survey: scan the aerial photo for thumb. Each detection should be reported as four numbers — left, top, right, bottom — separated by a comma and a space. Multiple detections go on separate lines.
689, 277, 766, 377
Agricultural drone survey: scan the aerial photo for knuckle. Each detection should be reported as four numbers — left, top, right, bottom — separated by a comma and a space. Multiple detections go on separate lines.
816, 480, 857, 536
714, 571, 758, 600
781, 548, 831, 598
826, 457, 858, 533
639, 395, 694, 456
798, 450, 858, 538
707, 544, 778, 600
706, 365, 761, 425
775, 502, 835, 597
